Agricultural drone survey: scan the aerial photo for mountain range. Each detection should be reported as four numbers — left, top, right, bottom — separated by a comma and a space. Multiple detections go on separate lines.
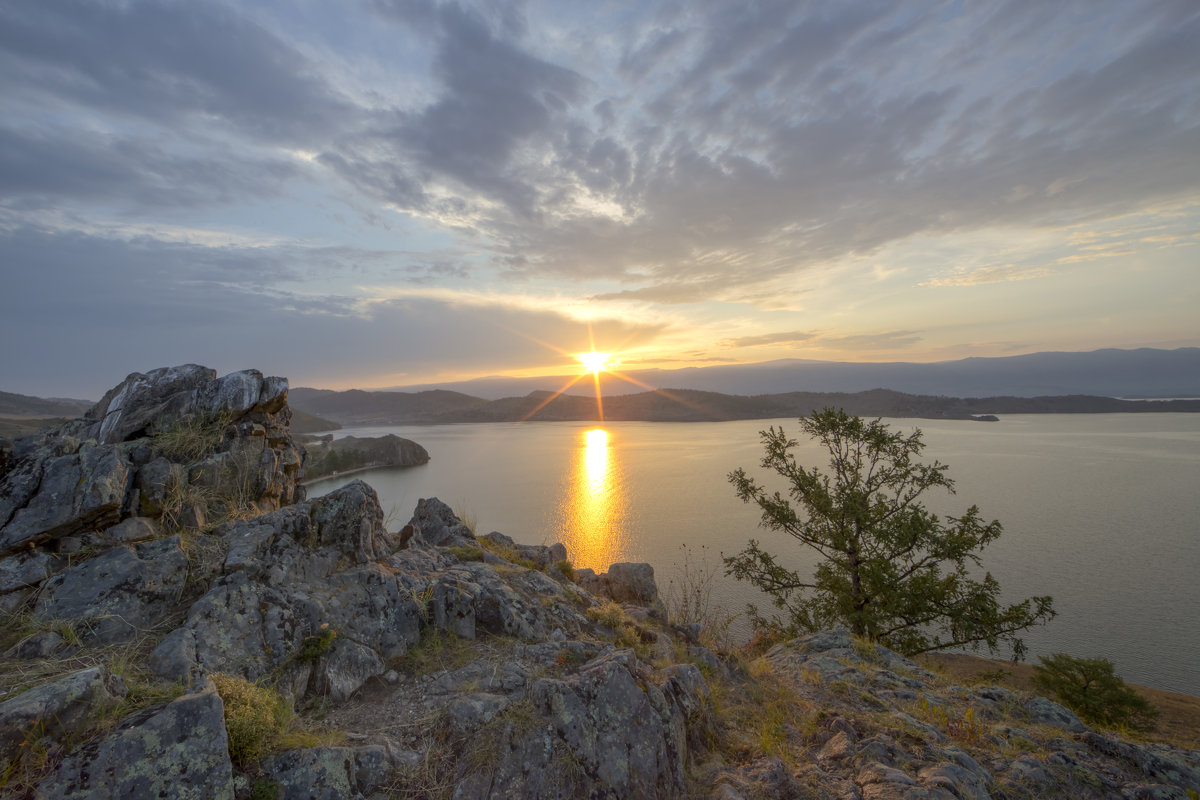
383, 347, 1200, 400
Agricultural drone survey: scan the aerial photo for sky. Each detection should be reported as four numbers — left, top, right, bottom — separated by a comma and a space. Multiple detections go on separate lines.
1, 0, 1198, 399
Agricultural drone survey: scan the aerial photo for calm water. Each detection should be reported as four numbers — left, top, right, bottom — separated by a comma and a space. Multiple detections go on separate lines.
306, 415, 1200, 696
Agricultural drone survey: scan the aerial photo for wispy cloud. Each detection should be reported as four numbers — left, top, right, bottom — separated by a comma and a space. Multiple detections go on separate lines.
925, 265, 1052, 287
720, 330, 819, 348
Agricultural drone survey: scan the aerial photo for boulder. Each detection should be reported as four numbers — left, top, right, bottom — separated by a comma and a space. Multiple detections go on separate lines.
405, 497, 474, 547
38, 679, 234, 800
451, 649, 707, 800
34, 536, 191, 644
578, 561, 661, 606
0, 667, 124, 772
0, 444, 133, 553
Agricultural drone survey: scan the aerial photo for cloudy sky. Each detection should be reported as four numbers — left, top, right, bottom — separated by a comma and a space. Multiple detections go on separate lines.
2, 0, 1197, 399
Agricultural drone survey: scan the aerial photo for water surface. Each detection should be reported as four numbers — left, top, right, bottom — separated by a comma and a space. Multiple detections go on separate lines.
307, 414, 1200, 695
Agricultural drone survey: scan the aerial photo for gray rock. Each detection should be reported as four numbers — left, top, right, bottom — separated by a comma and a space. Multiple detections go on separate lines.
918, 762, 993, 800
133, 456, 175, 516
0, 443, 133, 553
309, 638, 386, 702
406, 497, 473, 547
0, 667, 123, 771
34, 535, 190, 644
103, 516, 160, 543
580, 561, 660, 605
309, 480, 392, 561
1082, 732, 1200, 790
0, 547, 62, 593
90, 364, 217, 444
1004, 755, 1053, 786
261, 747, 357, 800
432, 573, 480, 639
39, 679, 234, 800
352, 744, 395, 796
1024, 694, 1087, 733
451, 648, 707, 800
859, 761, 917, 786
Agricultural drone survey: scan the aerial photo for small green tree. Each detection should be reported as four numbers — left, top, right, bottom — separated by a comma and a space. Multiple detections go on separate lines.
1033, 653, 1159, 731
726, 408, 1055, 657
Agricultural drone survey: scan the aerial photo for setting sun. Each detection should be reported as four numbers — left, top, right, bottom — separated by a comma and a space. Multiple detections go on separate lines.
578, 351, 611, 374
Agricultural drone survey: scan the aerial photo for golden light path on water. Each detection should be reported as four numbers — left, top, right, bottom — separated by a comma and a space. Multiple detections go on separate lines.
553, 427, 628, 571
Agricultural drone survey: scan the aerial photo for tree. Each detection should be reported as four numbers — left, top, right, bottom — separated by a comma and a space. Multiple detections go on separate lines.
725, 408, 1054, 657
1032, 654, 1158, 731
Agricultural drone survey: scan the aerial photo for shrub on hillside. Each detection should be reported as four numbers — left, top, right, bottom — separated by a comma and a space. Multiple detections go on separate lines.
1033, 653, 1159, 732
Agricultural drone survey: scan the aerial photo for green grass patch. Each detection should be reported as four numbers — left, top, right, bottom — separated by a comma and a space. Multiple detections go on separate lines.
446, 545, 486, 562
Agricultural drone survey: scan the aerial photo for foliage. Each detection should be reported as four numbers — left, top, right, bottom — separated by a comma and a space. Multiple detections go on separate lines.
726, 408, 1054, 657
1033, 653, 1159, 731
552, 559, 576, 582
295, 624, 338, 663
211, 673, 290, 766
249, 781, 281, 800
446, 545, 486, 562
392, 628, 476, 676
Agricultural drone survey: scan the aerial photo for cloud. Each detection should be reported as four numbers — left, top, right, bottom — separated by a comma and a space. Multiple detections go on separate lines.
0, 226, 664, 397
820, 330, 925, 351
0, 125, 298, 210
323, 3, 588, 221
0, 0, 354, 141
720, 330, 819, 349
924, 265, 1052, 287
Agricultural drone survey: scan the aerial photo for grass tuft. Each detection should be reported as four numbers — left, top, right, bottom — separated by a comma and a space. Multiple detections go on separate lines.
211, 673, 290, 767
156, 411, 233, 464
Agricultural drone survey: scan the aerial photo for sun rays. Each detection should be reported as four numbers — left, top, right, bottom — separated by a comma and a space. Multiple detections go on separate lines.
515, 324, 721, 422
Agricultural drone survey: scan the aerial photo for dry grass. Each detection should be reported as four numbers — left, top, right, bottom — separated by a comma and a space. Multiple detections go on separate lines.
663, 544, 740, 651
918, 652, 1200, 750
155, 410, 233, 464
0, 622, 187, 793
705, 654, 818, 765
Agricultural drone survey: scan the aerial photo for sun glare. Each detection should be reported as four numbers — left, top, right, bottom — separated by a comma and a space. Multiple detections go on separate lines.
578, 351, 611, 374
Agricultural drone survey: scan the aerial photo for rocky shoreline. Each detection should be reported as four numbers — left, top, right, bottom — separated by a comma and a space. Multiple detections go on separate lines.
1, 366, 1198, 799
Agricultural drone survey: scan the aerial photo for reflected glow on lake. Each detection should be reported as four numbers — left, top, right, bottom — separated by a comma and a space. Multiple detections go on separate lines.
554, 427, 628, 571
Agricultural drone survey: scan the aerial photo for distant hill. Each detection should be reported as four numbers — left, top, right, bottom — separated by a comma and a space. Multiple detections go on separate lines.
289, 408, 341, 434
385, 347, 1200, 400
287, 387, 488, 425
289, 386, 1200, 425
0, 390, 92, 418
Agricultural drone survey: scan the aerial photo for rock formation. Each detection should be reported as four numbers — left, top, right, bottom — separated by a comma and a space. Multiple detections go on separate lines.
1, 365, 1198, 799
302, 434, 430, 483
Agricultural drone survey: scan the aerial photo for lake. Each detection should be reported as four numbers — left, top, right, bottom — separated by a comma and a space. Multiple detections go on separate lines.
306, 414, 1200, 696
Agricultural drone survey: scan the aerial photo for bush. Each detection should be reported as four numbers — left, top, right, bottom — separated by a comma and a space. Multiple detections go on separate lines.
1033, 653, 1159, 731
726, 408, 1054, 657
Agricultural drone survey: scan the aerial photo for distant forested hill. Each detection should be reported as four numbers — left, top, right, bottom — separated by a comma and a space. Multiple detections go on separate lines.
289, 386, 1200, 425
287, 387, 488, 425
386, 347, 1200, 400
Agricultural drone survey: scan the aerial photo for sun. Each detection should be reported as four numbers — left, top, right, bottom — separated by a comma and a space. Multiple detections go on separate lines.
578, 351, 611, 375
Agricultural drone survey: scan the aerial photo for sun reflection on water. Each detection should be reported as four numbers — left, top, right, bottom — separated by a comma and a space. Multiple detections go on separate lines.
554, 427, 628, 571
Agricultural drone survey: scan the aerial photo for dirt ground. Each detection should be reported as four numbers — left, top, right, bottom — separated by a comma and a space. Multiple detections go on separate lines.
916, 652, 1200, 751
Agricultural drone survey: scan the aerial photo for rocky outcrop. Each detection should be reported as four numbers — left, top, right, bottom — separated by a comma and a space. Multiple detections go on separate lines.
0, 365, 719, 799
301, 433, 429, 483
0, 365, 305, 621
